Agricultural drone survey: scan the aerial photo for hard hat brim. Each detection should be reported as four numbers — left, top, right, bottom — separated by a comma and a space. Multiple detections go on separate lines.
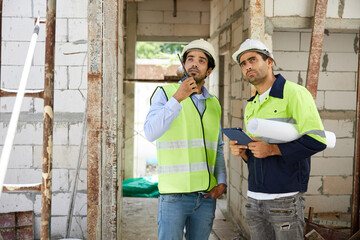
232, 48, 275, 65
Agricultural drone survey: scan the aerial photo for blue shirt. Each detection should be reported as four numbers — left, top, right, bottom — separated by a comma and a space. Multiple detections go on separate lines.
144, 85, 227, 185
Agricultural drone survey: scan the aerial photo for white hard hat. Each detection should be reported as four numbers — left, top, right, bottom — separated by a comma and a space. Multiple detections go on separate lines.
232, 39, 275, 64
181, 38, 216, 70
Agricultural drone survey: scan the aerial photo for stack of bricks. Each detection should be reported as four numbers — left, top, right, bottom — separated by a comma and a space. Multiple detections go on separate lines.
0, 211, 33, 240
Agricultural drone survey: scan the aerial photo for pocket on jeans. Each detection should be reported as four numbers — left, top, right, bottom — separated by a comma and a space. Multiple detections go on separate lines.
268, 198, 297, 216
268, 208, 294, 216
161, 194, 184, 203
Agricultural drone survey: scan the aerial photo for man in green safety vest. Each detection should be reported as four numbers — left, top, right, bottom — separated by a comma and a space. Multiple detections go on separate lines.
144, 39, 227, 240
230, 39, 327, 240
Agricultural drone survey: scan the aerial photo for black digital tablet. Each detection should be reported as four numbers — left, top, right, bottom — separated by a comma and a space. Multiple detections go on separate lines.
222, 127, 253, 146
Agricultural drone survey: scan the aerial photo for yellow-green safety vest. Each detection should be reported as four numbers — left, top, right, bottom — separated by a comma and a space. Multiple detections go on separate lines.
245, 79, 327, 145
154, 83, 221, 194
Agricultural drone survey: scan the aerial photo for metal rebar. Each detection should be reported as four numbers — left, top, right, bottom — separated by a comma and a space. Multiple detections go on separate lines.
66, 102, 87, 237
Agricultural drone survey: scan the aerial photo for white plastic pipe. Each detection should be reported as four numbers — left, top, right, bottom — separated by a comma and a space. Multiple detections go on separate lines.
247, 118, 336, 148
0, 18, 40, 196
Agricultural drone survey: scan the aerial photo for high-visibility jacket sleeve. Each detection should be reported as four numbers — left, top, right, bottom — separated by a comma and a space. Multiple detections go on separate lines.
277, 83, 327, 163
278, 135, 326, 164
287, 84, 327, 145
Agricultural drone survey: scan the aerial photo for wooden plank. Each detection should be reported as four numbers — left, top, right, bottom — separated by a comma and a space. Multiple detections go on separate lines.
2, 183, 41, 192
305, 229, 325, 240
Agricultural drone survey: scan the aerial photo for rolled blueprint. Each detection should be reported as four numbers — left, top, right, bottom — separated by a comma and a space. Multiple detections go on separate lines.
247, 118, 336, 148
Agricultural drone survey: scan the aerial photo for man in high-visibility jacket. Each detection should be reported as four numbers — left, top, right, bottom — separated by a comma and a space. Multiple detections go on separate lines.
230, 39, 327, 240
144, 39, 227, 240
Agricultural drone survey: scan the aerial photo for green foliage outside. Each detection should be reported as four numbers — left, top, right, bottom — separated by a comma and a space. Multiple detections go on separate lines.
136, 42, 185, 63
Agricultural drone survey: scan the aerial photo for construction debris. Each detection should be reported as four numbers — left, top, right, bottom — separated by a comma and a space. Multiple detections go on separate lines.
305, 229, 325, 240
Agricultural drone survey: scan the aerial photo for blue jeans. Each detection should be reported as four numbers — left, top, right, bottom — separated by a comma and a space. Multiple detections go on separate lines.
157, 193, 216, 240
245, 193, 305, 240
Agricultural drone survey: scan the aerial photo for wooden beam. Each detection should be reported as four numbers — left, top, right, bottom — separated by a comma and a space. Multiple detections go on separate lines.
2, 183, 41, 192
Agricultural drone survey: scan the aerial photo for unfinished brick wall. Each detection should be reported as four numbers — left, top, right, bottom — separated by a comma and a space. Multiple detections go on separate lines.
0, 0, 87, 239
137, 0, 210, 41
273, 31, 357, 219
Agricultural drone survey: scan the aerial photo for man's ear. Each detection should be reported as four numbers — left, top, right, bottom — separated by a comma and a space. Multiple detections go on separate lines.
206, 68, 213, 77
267, 58, 273, 67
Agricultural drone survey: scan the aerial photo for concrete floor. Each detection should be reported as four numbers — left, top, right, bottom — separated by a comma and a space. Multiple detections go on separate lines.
121, 196, 243, 240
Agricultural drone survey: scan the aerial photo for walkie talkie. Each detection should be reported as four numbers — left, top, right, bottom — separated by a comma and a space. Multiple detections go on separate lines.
177, 54, 196, 97
177, 54, 190, 82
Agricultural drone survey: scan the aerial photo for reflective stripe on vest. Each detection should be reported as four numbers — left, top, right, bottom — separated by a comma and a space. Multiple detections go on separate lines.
159, 162, 215, 175
153, 83, 221, 194
156, 139, 218, 151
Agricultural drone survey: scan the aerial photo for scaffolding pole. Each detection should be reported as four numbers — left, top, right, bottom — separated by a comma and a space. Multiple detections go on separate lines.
41, 0, 56, 239
305, 0, 328, 99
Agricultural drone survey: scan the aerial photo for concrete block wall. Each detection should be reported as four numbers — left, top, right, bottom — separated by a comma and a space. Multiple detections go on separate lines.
137, 0, 211, 40
273, 30, 358, 217
210, 0, 359, 236
0, 0, 88, 239
210, 0, 251, 233
265, 0, 360, 18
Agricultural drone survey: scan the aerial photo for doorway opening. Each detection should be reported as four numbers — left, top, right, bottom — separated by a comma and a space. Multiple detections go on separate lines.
132, 41, 185, 177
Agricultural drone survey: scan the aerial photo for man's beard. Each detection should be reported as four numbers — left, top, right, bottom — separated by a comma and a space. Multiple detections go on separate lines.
189, 67, 206, 85
245, 69, 265, 86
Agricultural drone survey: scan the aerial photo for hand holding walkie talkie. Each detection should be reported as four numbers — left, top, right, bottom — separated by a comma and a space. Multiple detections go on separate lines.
176, 54, 197, 99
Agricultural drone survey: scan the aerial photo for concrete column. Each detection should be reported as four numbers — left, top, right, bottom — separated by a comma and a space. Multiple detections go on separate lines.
249, 0, 265, 40
88, 0, 124, 238
248, 0, 266, 96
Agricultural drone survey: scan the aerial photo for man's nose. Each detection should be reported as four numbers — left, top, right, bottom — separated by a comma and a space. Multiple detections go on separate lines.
245, 63, 252, 71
